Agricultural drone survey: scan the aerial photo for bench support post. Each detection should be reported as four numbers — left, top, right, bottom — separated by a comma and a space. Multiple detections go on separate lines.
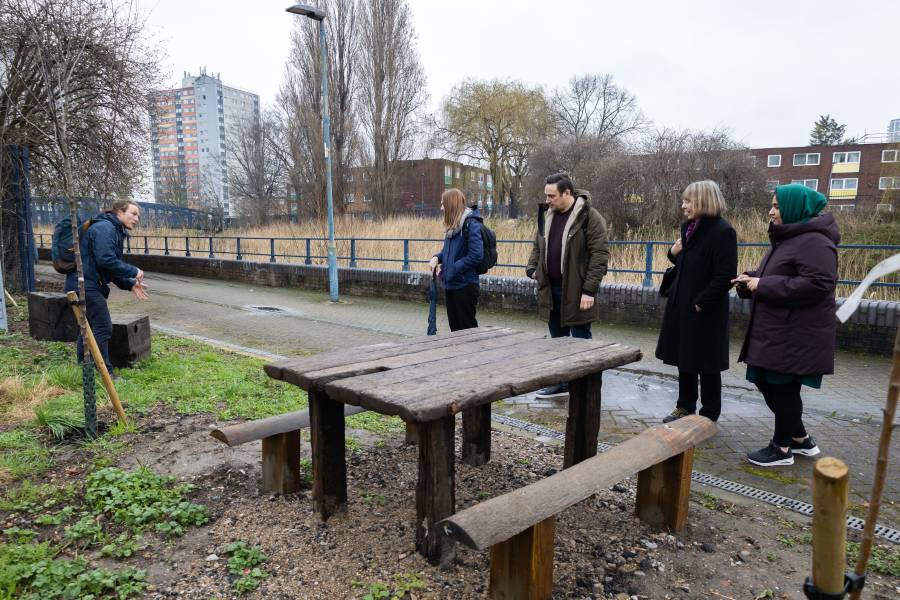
462, 404, 491, 466
564, 372, 602, 469
635, 448, 694, 533
405, 422, 418, 445
261, 431, 301, 495
309, 389, 347, 520
416, 416, 456, 566
489, 516, 555, 600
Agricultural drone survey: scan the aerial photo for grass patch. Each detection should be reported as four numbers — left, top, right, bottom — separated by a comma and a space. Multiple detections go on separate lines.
0, 430, 52, 483
346, 411, 405, 437
352, 572, 426, 600
740, 465, 803, 485
113, 336, 307, 419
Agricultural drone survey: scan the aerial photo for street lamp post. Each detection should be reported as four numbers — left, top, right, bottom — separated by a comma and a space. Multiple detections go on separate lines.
286, 3, 339, 302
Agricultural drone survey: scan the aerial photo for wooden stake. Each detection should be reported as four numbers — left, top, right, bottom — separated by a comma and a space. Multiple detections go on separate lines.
489, 517, 555, 600
404, 421, 418, 445
261, 431, 301, 495
462, 404, 491, 466
416, 416, 456, 565
66, 291, 127, 426
564, 372, 602, 468
850, 326, 900, 599
308, 389, 347, 520
812, 457, 849, 595
4, 289, 18, 308
635, 448, 695, 533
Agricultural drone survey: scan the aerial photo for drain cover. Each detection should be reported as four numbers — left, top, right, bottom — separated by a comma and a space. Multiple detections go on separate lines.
253, 306, 282, 312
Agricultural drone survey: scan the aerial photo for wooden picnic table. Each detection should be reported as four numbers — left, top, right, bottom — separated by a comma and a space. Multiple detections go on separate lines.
264, 326, 642, 564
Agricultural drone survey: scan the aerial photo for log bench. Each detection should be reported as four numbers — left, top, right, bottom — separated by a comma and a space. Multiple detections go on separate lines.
210, 405, 367, 494
438, 415, 718, 599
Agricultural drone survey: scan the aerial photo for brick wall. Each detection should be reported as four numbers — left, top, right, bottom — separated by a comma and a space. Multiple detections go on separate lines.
37, 248, 898, 355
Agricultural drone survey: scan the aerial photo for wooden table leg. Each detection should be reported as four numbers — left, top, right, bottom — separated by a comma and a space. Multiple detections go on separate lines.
564, 371, 602, 469
416, 416, 456, 566
462, 404, 491, 466
309, 389, 347, 520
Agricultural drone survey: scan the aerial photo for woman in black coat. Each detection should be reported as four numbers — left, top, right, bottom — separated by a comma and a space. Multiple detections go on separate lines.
655, 180, 738, 423
732, 184, 838, 467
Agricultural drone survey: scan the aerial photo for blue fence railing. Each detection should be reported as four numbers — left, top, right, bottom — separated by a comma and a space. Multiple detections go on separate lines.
32, 234, 900, 290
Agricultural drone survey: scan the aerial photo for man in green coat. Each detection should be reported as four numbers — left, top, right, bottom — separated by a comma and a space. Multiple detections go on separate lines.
526, 173, 610, 398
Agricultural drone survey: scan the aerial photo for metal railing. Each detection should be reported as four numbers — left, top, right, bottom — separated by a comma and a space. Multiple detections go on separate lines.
32, 233, 900, 289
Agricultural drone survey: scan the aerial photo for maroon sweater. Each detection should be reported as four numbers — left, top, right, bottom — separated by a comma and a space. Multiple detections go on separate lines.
547, 205, 574, 286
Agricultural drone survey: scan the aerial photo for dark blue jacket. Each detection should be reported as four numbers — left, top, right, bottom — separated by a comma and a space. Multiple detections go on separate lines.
65, 212, 138, 296
435, 209, 483, 291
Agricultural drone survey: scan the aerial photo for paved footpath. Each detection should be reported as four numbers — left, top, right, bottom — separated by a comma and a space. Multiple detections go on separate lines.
48, 266, 897, 527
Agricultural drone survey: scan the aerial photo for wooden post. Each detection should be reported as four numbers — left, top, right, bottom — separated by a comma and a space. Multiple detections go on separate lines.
66, 291, 127, 426
812, 457, 849, 595
635, 448, 694, 533
462, 404, 491, 466
261, 431, 301, 495
489, 517, 555, 600
416, 416, 456, 565
308, 389, 347, 520
405, 422, 418, 445
564, 372, 602, 468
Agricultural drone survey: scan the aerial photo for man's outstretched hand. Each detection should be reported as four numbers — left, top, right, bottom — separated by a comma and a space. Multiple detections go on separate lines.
132, 281, 149, 301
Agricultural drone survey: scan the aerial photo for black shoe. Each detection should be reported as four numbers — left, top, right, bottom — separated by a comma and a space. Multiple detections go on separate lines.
747, 443, 794, 467
790, 436, 820, 457
662, 407, 692, 423
534, 383, 568, 399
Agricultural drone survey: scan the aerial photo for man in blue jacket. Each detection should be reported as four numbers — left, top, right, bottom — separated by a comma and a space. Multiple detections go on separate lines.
65, 200, 149, 376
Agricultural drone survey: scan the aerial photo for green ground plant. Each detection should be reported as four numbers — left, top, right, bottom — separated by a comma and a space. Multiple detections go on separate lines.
846, 541, 900, 577
223, 541, 269, 593
0, 540, 147, 600
352, 572, 426, 600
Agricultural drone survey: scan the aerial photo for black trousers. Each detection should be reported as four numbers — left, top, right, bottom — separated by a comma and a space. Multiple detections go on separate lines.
677, 370, 722, 422
755, 380, 807, 448
446, 283, 479, 332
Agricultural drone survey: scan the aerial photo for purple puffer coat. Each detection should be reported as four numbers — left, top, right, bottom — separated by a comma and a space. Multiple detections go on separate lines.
737, 213, 840, 376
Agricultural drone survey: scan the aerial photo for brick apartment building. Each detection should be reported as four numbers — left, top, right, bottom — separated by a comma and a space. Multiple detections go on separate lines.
748, 141, 900, 211
343, 158, 493, 218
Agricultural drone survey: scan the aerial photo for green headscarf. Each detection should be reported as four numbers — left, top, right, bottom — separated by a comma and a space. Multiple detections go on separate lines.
774, 183, 827, 224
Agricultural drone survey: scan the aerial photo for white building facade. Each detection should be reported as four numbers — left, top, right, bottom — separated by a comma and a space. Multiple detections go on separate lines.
151, 69, 260, 217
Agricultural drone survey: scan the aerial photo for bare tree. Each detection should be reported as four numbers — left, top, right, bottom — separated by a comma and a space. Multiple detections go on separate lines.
227, 110, 289, 226
279, 0, 359, 222
357, 0, 427, 216
0, 0, 161, 435
551, 74, 647, 143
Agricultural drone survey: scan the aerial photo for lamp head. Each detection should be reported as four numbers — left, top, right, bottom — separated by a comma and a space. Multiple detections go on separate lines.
286, 3, 325, 20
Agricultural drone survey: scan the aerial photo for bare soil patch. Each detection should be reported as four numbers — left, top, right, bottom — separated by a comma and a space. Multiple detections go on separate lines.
9, 405, 892, 600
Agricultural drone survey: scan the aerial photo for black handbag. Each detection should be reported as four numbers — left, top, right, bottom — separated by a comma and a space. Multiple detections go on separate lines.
659, 266, 677, 298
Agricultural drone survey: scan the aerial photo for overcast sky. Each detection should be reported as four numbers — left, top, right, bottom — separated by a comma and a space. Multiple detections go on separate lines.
140, 0, 898, 149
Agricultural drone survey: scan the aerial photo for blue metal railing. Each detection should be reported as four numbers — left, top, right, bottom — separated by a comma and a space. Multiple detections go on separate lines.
32, 234, 900, 289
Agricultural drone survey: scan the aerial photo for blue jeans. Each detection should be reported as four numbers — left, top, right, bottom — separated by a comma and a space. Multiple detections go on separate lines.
548, 286, 592, 339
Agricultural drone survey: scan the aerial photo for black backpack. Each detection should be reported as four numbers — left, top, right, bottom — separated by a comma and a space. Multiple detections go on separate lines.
51, 216, 93, 274
463, 215, 497, 275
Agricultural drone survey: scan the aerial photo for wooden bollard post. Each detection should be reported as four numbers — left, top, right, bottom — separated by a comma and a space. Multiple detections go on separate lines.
811, 457, 849, 595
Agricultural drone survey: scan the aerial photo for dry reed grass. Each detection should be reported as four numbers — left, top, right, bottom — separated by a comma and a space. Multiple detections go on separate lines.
34, 208, 899, 299
0, 375, 67, 426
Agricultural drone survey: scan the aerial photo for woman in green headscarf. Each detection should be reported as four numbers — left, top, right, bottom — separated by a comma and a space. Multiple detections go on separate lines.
732, 184, 840, 467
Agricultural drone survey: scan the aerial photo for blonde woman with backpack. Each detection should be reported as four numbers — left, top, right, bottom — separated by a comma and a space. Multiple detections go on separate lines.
428, 188, 484, 331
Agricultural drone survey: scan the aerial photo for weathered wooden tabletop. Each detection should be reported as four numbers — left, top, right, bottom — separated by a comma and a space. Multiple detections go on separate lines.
264, 326, 642, 423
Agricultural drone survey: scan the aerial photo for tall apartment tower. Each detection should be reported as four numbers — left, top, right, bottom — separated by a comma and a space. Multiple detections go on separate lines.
150, 68, 260, 217
889, 119, 900, 143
